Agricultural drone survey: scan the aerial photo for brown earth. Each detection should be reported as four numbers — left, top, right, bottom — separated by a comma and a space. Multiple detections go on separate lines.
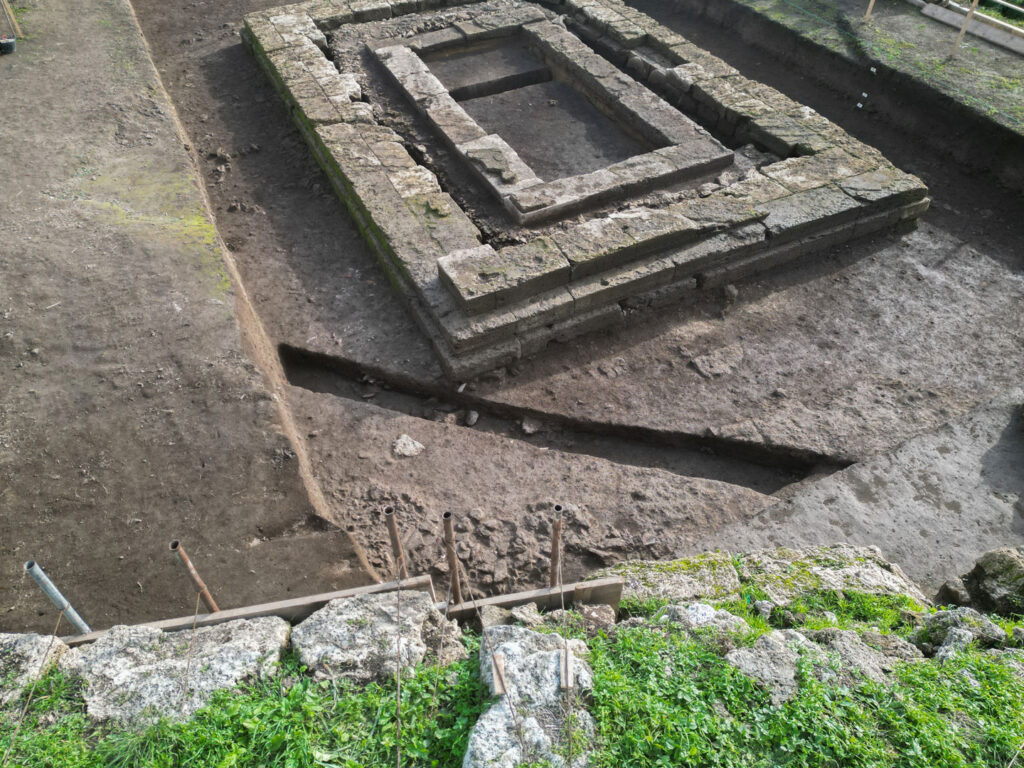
124, 0, 1021, 586
2, 0, 1022, 633
0, 0, 372, 635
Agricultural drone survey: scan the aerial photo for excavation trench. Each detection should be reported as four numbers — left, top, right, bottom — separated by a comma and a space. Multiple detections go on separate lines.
280, 344, 846, 496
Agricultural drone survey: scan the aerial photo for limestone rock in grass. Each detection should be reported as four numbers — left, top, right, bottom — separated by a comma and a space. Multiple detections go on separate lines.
802, 628, 906, 683
659, 603, 749, 635
291, 591, 465, 684
860, 631, 924, 663
58, 618, 289, 725
934, 626, 974, 663
545, 604, 617, 637
0, 633, 68, 705
985, 648, 1024, 679
736, 544, 928, 606
509, 602, 543, 628
594, 551, 741, 603
725, 629, 826, 705
479, 604, 513, 630
917, 607, 1007, 652
464, 625, 592, 768
962, 547, 1024, 616
935, 576, 972, 607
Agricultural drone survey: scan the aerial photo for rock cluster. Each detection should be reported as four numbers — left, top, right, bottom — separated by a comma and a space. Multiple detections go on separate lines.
1, 589, 464, 726
938, 547, 1024, 616
597, 544, 928, 606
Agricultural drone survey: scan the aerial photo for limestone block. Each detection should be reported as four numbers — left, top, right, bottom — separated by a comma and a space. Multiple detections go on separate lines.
291, 591, 465, 684
59, 619, 290, 725
763, 147, 878, 193
439, 238, 570, 312
463, 625, 593, 768
761, 185, 861, 241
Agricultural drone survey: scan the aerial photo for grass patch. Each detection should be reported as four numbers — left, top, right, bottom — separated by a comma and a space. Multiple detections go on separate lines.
588, 623, 1024, 768
0, 647, 488, 768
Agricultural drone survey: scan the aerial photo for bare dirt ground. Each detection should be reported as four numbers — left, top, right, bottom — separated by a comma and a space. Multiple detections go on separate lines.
3, 0, 1022, 630
122, 0, 1023, 589
0, 0, 370, 634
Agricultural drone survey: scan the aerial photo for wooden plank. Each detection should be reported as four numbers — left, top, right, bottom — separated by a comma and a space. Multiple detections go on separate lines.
439, 577, 623, 622
63, 575, 435, 647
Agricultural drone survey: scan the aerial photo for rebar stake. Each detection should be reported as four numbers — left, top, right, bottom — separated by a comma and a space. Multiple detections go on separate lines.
549, 504, 563, 588
169, 540, 220, 613
383, 506, 409, 580
442, 512, 463, 605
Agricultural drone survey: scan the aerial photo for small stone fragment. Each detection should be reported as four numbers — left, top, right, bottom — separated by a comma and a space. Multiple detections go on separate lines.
392, 434, 424, 457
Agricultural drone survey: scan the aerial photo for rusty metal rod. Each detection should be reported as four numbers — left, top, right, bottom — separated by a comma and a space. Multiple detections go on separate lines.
549, 505, 563, 588
442, 512, 463, 605
383, 506, 409, 580
169, 540, 219, 613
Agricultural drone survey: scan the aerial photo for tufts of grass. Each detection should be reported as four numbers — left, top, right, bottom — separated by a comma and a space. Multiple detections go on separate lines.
1, 646, 488, 768
587, 622, 1024, 768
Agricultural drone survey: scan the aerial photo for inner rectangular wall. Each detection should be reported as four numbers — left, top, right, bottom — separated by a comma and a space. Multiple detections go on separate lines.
423, 34, 658, 182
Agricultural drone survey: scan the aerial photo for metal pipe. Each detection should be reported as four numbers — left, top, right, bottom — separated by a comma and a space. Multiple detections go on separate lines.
549, 505, 563, 588
169, 540, 219, 613
383, 506, 408, 580
442, 512, 463, 605
23, 561, 91, 634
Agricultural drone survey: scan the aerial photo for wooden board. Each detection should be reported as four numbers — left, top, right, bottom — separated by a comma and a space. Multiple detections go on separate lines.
62, 575, 435, 646
439, 577, 623, 622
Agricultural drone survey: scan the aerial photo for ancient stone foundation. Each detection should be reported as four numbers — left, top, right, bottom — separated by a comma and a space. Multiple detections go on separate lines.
243, 0, 929, 377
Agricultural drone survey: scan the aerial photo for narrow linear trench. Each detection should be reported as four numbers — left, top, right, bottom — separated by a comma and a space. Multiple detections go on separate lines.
280, 345, 848, 496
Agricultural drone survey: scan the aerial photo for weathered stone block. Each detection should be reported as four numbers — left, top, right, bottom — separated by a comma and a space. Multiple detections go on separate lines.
762, 185, 861, 241
439, 238, 570, 311
763, 147, 878, 193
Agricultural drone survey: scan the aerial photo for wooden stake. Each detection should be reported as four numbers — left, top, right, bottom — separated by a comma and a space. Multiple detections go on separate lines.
952, 0, 982, 56
559, 648, 573, 690
383, 506, 409, 580
442, 512, 463, 605
864, 0, 877, 21
1, 0, 21, 39
491, 652, 508, 696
